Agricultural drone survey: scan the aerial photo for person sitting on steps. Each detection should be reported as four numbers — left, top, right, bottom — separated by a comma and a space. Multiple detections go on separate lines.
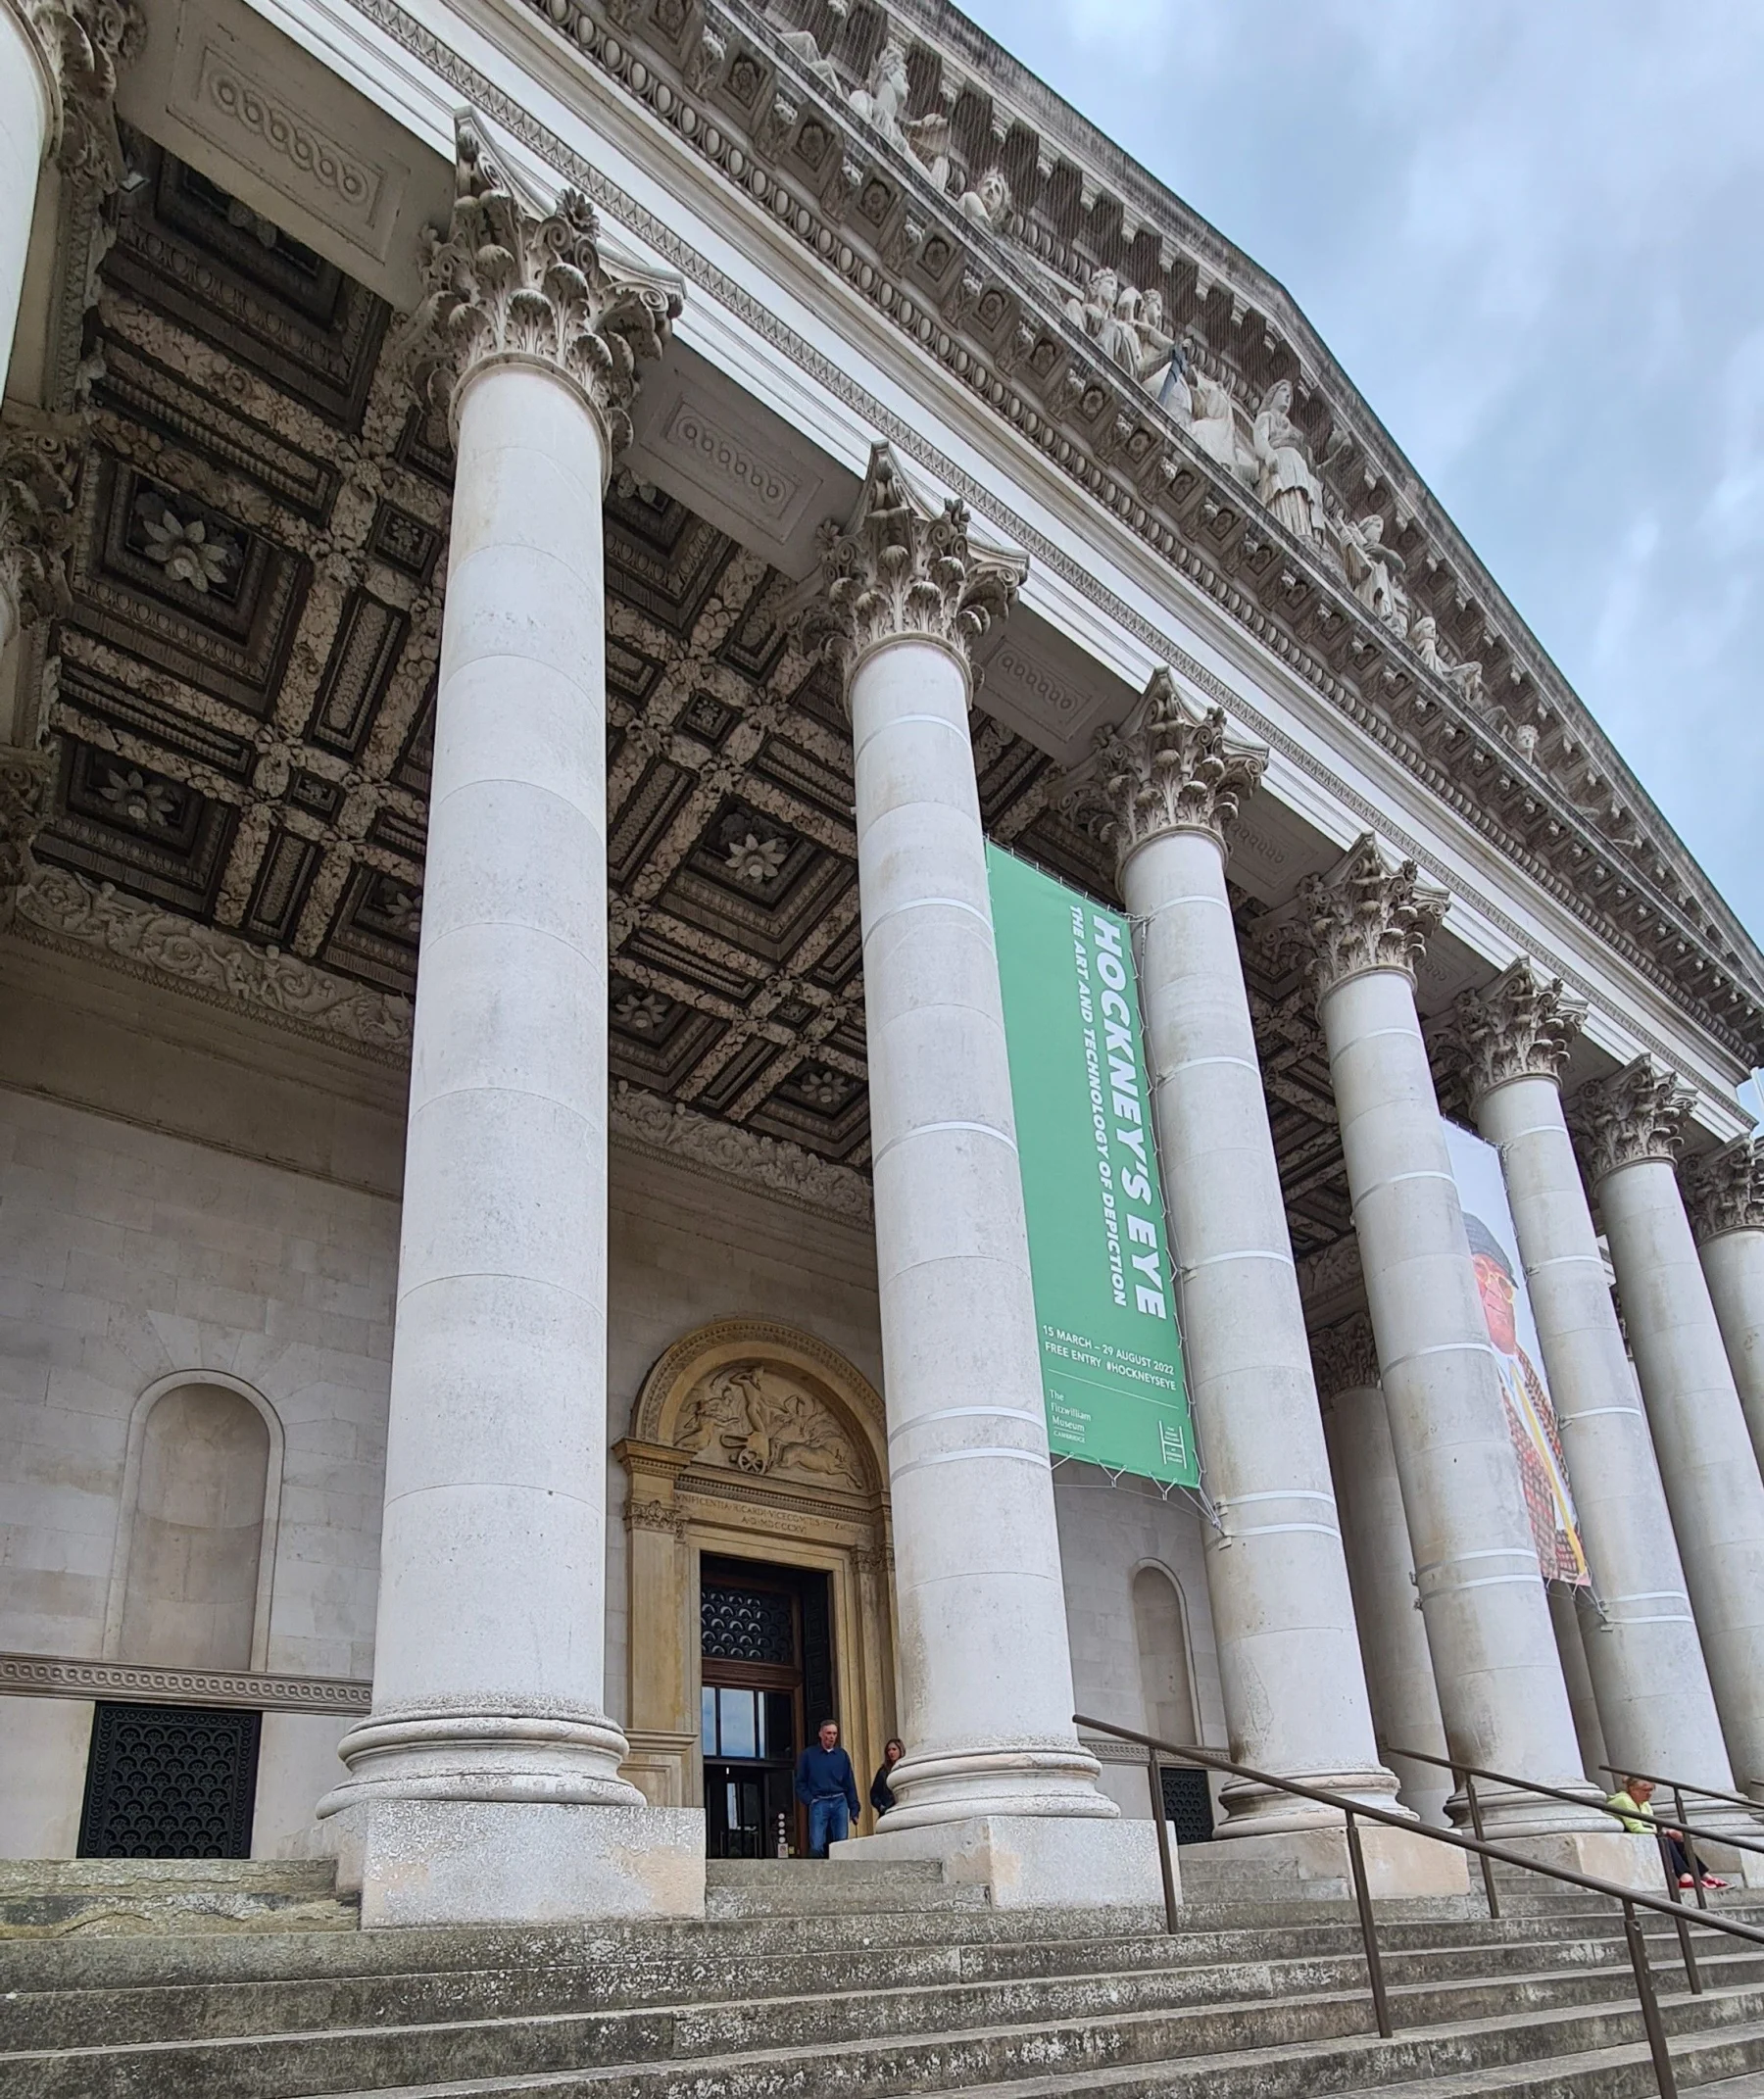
1607, 1775, 1729, 1890
795, 1718, 861, 1858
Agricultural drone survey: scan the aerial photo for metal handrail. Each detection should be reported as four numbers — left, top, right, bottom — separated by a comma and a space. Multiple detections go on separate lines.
1598, 1761, 1764, 1821
1078, 1711, 1764, 2099
1382, 1736, 1755, 1973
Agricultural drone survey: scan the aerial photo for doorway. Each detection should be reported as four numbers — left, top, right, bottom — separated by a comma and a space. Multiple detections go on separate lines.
700, 1556, 834, 1858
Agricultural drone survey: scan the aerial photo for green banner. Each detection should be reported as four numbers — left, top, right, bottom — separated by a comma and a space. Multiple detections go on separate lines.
986, 844, 1198, 1487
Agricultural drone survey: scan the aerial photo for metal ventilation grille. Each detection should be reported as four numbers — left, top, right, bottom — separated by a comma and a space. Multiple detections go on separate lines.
77, 1703, 262, 1859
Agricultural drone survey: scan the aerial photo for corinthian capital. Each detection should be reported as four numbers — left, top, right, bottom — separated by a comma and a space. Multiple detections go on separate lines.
0, 407, 81, 640
1065, 667, 1267, 863
1268, 833, 1447, 996
1679, 1137, 1764, 1244
1435, 959, 1587, 1111
806, 441, 1027, 686
1311, 1312, 1380, 1399
0, 745, 55, 930
12, 0, 145, 190
1567, 1055, 1693, 1188
397, 122, 682, 455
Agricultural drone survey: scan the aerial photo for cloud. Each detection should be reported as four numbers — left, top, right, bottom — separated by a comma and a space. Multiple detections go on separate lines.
959, 0, 1764, 957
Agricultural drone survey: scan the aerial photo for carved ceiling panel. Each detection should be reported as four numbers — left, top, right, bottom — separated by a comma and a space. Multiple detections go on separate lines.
19, 136, 1355, 1266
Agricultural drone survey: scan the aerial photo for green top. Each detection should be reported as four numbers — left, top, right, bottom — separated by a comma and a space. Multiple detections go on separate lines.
1607, 1788, 1654, 1835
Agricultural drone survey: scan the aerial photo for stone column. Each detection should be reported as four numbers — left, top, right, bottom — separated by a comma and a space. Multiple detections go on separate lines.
318, 131, 702, 1924
1278, 839, 1607, 1846
1439, 966, 1736, 1801
810, 445, 1161, 1909
1074, 672, 1399, 1843
1571, 1060, 1764, 1801
0, 0, 138, 390
1682, 1138, 1764, 1474
1314, 1315, 1451, 1829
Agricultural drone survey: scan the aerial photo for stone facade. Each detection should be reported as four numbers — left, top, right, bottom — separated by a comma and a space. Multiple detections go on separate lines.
0, 0, 1760, 1920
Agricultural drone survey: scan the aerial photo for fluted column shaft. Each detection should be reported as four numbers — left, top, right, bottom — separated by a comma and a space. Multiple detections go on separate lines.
1684, 1140, 1764, 1475
1702, 1230, 1764, 1467
1085, 676, 1394, 1831
318, 137, 696, 1924
818, 446, 1106, 1831
1446, 969, 1734, 1796
1316, 1327, 1450, 1827
1577, 1070, 1764, 1799
1290, 842, 1600, 1835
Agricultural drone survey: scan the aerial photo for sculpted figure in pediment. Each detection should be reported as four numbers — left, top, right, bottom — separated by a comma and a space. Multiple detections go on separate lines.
762, 3, 847, 95
1182, 363, 1255, 486
1342, 513, 1408, 634
958, 168, 1011, 230
849, 37, 912, 150
1253, 378, 1326, 544
1408, 611, 1488, 708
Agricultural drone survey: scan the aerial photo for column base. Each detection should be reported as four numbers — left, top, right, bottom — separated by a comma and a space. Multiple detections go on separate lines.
319, 1798, 706, 1926
836, 1814, 1174, 1911
1181, 1824, 1469, 1904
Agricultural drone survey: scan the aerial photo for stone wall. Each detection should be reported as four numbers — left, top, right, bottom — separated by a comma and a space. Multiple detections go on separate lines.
1054, 1468, 1228, 1820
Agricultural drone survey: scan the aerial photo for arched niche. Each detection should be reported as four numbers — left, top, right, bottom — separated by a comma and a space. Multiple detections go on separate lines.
103, 1374, 285, 1673
613, 1319, 895, 1813
1132, 1560, 1200, 1746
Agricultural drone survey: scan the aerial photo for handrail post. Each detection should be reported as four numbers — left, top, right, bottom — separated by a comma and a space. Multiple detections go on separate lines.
1673, 1785, 1709, 1912
1655, 1831, 1704, 1994
1622, 1898, 1680, 2099
1146, 1742, 1179, 1936
1463, 1768, 1500, 1920
1345, 1810, 1393, 2039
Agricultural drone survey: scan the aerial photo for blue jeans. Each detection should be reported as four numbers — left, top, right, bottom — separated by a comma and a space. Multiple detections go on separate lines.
808, 1796, 850, 1857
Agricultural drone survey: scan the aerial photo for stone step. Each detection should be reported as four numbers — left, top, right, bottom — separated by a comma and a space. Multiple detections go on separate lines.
704, 1858, 991, 1919
0, 1895, 1742, 2003
12, 1953, 1764, 2099
144, 1989, 1764, 2099
5, 1923, 1735, 2055
0, 1859, 358, 1942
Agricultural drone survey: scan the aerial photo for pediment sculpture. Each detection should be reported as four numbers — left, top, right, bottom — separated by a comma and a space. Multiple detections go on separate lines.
676, 1363, 866, 1489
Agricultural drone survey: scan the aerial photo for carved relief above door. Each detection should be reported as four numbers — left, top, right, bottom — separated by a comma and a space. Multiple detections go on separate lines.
613, 1320, 895, 1815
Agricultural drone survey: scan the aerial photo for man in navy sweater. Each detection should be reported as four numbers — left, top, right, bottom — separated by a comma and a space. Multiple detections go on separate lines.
794, 1718, 861, 1857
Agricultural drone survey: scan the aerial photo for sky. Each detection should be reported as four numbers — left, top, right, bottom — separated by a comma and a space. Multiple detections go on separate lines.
958, 0, 1764, 954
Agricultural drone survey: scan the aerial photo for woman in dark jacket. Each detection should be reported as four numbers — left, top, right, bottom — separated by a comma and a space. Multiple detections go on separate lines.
869, 1737, 905, 1816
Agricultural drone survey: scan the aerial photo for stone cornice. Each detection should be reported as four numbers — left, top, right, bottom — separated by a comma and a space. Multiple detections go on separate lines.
449, 0, 1764, 1067
1064, 665, 1267, 863
1679, 1137, 1764, 1244
1271, 833, 1447, 998
395, 119, 681, 454
1434, 959, 1587, 1112
805, 439, 1025, 686
0, 1648, 368, 1713
1311, 1311, 1380, 1398
610, 1079, 873, 1226
1567, 1055, 1694, 1188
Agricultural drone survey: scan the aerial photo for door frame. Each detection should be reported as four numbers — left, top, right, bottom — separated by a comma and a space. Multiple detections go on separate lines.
613, 1319, 896, 1823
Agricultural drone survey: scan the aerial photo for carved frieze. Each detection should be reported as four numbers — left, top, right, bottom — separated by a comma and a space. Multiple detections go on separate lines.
1567, 1056, 1695, 1188
0, 747, 55, 927
1065, 665, 1267, 860
1435, 959, 1587, 1111
13, 0, 145, 191
806, 440, 1026, 685
0, 407, 82, 638
1310, 1311, 1380, 1398
677, 1363, 865, 1490
1679, 1137, 1764, 1245
1270, 834, 1448, 997
397, 122, 681, 455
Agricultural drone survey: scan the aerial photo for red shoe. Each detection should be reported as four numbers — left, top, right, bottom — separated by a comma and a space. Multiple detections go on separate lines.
1679, 1874, 1696, 1888
1701, 1875, 1730, 1889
